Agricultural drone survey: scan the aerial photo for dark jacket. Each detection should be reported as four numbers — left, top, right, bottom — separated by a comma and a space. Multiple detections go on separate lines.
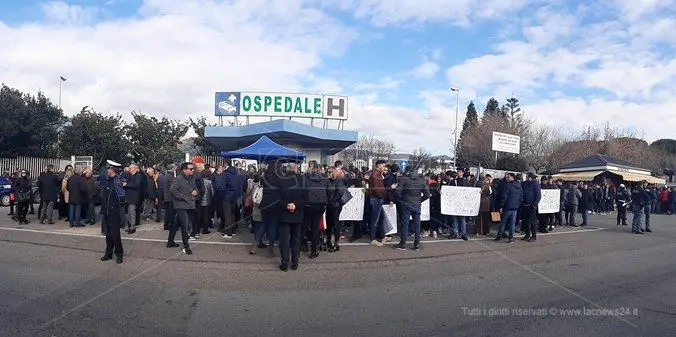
66, 174, 86, 204
83, 176, 98, 203
327, 178, 346, 208
222, 167, 243, 203
394, 173, 430, 211
13, 177, 32, 202
631, 186, 650, 207
384, 173, 399, 203
303, 172, 329, 205
37, 171, 60, 202
499, 180, 523, 211
278, 172, 305, 224
171, 173, 197, 210
124, 172, 143, 204
567, 187, 582, 206
162, 172, 176, 202
615, 187, 631, 204
259, 172, 284, 215
453, 176, 469, 187
99, 173, 125, 228
521, 179, 542, 205
145, 174, 158, 200
579, 188, 594, 211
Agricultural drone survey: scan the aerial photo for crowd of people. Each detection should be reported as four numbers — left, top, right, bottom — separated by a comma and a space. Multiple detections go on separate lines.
4, 158, 673, 270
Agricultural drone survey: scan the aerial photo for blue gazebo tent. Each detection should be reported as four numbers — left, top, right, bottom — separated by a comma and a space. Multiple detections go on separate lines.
220, 136, 306, 162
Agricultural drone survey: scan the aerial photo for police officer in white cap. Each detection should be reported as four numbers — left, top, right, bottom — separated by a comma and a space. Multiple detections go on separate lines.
100, 160, 126, 264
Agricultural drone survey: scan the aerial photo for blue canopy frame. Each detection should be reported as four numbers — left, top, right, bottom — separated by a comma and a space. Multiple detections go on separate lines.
220, 136, 306, 162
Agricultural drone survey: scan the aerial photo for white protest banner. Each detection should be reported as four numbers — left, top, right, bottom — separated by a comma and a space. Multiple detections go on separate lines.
538, 189, 561, 214
440, 186, 481, 216
410, 198, 431, 221
382, 204, 398, 236
339, 188, 365, 221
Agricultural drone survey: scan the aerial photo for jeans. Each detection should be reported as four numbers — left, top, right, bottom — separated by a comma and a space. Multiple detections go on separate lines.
164, 201, 174, 229
644, 207, 651, 230
87, 202, 96, 224
168, 209, 191, 248
498, 210, 518, 239
567, 205, 578, 225
581, 208, 588, 225
452, 216, 467, 236
126, 203, 137, 230
69, 203, 82, 225
220, 201, 236, 235
256, 213, 279, 247
39, 200, 55, 222
400, 205, 421, 246
368, 197, 384, 241
142, 199, 156, 219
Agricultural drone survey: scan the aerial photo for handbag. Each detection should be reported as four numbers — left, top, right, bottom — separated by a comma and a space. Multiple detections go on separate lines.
490, 211, 501, 222
245, 196, 254, 207
340, 187, 353, 205
9, 193, 15, 203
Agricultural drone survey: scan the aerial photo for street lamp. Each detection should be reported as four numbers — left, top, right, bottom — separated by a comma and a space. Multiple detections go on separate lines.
451, 87, 460, 168
59, 76, 67, 108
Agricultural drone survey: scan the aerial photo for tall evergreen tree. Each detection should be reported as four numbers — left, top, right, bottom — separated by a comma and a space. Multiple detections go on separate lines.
482, 97, 501, 120
457, 101, 480, 166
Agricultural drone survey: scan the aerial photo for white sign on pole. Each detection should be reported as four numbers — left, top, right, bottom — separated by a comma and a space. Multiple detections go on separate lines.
538, 189, 561, 214
491, 131, 521, 154
339, 188, 365, 221
410, 198, 431, 221
382, 204, 398, 236
440, 186, 481, 216
215, 92, 348, 120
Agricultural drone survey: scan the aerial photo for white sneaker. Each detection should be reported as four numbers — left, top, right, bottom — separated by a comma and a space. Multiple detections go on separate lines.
382, 236, 392, 242
189, 236, 197, 241
222, 234, 233, 239
422, 231, 429, 237
432, 230, 438, 238
370, 240, 383, 247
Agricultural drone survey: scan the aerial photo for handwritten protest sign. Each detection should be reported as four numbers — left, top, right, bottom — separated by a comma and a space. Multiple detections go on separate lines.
538, 189, 560, 214
440, 186, 481, 216
339, 188, 365, 221
410, 198, 430, 221
382, 204, 398, 236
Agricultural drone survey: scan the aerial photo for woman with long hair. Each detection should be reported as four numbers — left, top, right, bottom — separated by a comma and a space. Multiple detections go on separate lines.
13, 169, 32, 224
254, 162, 283, 257
302, 161, 329, 259
477, 174, 493, 236
325, 167, 345, 252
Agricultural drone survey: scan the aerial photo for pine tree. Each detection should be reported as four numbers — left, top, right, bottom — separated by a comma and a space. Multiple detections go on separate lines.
482, 97, 501, 120
457, 101, 480, 166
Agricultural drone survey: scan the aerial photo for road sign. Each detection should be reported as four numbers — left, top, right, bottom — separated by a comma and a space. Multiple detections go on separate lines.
399, 160, 409, 171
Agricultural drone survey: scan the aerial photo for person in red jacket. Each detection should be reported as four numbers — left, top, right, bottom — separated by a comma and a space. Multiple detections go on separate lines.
659, 187, 669, 214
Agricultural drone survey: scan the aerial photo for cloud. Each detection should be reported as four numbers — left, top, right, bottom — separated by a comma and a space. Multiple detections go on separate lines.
353, 77, 403, 91
412, 61, 439, 79
335, 0, 532, 27
41, 1, 99, 25
0, 0, 357, 119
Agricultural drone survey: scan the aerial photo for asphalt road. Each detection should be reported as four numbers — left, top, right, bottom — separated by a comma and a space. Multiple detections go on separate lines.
0, 213, 675, 337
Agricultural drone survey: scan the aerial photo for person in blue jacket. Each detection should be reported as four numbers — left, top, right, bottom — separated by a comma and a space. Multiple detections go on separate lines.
99, 160, 126, 264
495, 173, 523, 243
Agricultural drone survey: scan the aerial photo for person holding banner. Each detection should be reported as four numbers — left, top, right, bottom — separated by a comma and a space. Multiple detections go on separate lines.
392, 168, 430, 251
448, 168, 470, 241
495, 173, 523, 243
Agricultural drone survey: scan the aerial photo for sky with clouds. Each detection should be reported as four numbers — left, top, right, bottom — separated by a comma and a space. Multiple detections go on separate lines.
1, 0, 675, 155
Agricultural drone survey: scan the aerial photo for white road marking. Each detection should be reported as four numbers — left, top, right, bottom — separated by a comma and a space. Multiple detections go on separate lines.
0, 226, 606, 246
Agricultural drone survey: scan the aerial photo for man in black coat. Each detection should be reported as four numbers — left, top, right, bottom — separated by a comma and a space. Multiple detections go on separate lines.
66, 171, 86, 227
392, 168, 430, 250
122, 164, 143, 234
100, 160, 125, 264
38, 165, 60, 224
278, 163, 305, 272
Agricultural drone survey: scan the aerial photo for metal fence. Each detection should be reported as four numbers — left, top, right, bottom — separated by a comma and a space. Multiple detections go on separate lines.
0, 156, 72, 177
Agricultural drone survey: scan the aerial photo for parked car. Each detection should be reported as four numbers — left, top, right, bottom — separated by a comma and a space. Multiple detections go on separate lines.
0, 177, 11, 206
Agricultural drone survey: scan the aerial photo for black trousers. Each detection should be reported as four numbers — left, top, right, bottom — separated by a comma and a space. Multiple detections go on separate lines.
191, 206, 211, 236
103, 214, 123, 258
17, 201, 30, 221
168, 209, 191, 248
8, 200, 14, 215
521, 204, 537, 237
617, 203, 627, 224
303, 204, 325, 252
164, 201, 174, 229
326, 205, 343, 245
279, 222, 301, 267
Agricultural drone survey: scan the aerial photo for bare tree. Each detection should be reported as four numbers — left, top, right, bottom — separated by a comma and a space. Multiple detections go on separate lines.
409, 147, 432, 171
522, 124, 572, 172
461, 114, 532, 168
334, 134, 396, 164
